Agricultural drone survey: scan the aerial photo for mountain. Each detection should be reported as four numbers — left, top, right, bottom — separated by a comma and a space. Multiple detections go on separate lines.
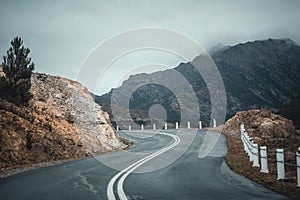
208, 43, 229, 54
279, 94, 300, 129
96, 38, 300, 128
0, 73, 126, 173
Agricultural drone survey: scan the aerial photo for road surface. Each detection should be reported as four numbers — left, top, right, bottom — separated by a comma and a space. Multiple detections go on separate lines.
0, 130, 288, 200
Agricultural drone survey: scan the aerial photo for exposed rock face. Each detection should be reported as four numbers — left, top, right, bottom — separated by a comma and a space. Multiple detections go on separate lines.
31, 74, 124, 151
97, 39, 300, 127
223, 109, 299, 151
0, 73, 126, 172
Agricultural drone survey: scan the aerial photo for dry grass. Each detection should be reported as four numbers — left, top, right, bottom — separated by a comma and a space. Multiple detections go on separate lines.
223, 132, 300, 199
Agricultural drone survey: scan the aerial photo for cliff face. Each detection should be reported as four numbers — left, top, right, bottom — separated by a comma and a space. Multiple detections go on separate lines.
0, 73, 126, 172
97, 39, 300, 127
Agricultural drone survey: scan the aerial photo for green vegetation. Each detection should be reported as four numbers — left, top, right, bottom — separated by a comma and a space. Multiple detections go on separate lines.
0, 37, 35, 106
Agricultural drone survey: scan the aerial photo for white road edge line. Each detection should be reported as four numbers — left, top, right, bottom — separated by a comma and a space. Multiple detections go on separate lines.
106, 131, 180, 200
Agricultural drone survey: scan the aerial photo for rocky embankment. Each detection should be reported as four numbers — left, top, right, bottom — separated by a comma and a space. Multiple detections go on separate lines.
0, 73, 126, 174
224, 109, 299, 149
222, 109, 300, 198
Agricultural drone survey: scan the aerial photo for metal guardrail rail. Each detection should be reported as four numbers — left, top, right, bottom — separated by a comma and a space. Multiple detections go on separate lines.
240, 123, 300, 187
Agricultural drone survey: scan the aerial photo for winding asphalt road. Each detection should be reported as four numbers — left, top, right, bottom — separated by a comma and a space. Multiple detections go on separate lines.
0, 130, 288, 200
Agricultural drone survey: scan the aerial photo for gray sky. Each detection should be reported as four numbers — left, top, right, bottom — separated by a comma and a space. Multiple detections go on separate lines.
1, 0, 300, 94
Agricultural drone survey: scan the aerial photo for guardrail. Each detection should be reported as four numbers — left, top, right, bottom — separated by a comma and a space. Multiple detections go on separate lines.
240, 123, 300, 187
116, 119, 217, 131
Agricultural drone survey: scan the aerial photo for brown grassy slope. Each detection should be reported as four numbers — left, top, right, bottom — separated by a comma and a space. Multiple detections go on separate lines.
222, 109, 300, 198
0, 99, 87, 173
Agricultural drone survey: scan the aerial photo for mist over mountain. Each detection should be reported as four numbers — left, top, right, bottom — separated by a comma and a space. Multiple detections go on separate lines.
208, 43, 230, 55
96, 38, 300, 128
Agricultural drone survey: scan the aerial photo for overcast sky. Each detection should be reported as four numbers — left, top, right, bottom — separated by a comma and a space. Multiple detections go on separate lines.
1, 0, 300, 94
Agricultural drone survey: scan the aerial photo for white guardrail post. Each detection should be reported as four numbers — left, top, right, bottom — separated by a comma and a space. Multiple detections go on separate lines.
141, 124, 144, 131
297, 148, 300, 187
199, 121, 202, 129
246, 135, 253, 161
240, 124, 247, 154
242, 134, 246, 151
117, 126, 119, 131
241, 123, 259, 167
128, 125, 131, 131
242, 134, 246, 150
241, 126, 247, 152
240, 124, 300, 187
176, 122, 178, 130
153, 124, 156, 130
276, 148, 285, 180
240, 123, 245, 131
213, 118, 216, 127
164, 123, 167, 130
187, 122, 190, 129
252, 144, 260, 167
243, 136, 247, 152
249, 138, 253, 161
260, 146, 269, 173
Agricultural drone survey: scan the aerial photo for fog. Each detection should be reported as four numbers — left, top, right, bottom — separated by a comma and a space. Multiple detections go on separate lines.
1, 0, 300, 94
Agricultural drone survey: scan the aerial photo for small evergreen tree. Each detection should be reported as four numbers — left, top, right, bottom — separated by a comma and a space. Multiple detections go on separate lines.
0, 37, 35, 105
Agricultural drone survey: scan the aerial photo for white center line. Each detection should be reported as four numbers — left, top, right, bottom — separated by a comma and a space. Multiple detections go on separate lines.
106, 131, 180, 200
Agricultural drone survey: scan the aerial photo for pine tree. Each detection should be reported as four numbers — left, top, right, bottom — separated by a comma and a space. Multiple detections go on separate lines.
0, 37, 35, 105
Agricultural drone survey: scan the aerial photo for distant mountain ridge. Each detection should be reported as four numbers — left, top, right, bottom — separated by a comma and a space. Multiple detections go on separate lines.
96, 38, 300, 127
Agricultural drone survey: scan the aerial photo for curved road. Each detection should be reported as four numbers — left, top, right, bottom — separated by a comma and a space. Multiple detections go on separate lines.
0, 130, 288, 200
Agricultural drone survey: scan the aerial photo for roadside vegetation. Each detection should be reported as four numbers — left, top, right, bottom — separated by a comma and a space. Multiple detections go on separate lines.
221, 109, 300, 199
0, 37, 35, 106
